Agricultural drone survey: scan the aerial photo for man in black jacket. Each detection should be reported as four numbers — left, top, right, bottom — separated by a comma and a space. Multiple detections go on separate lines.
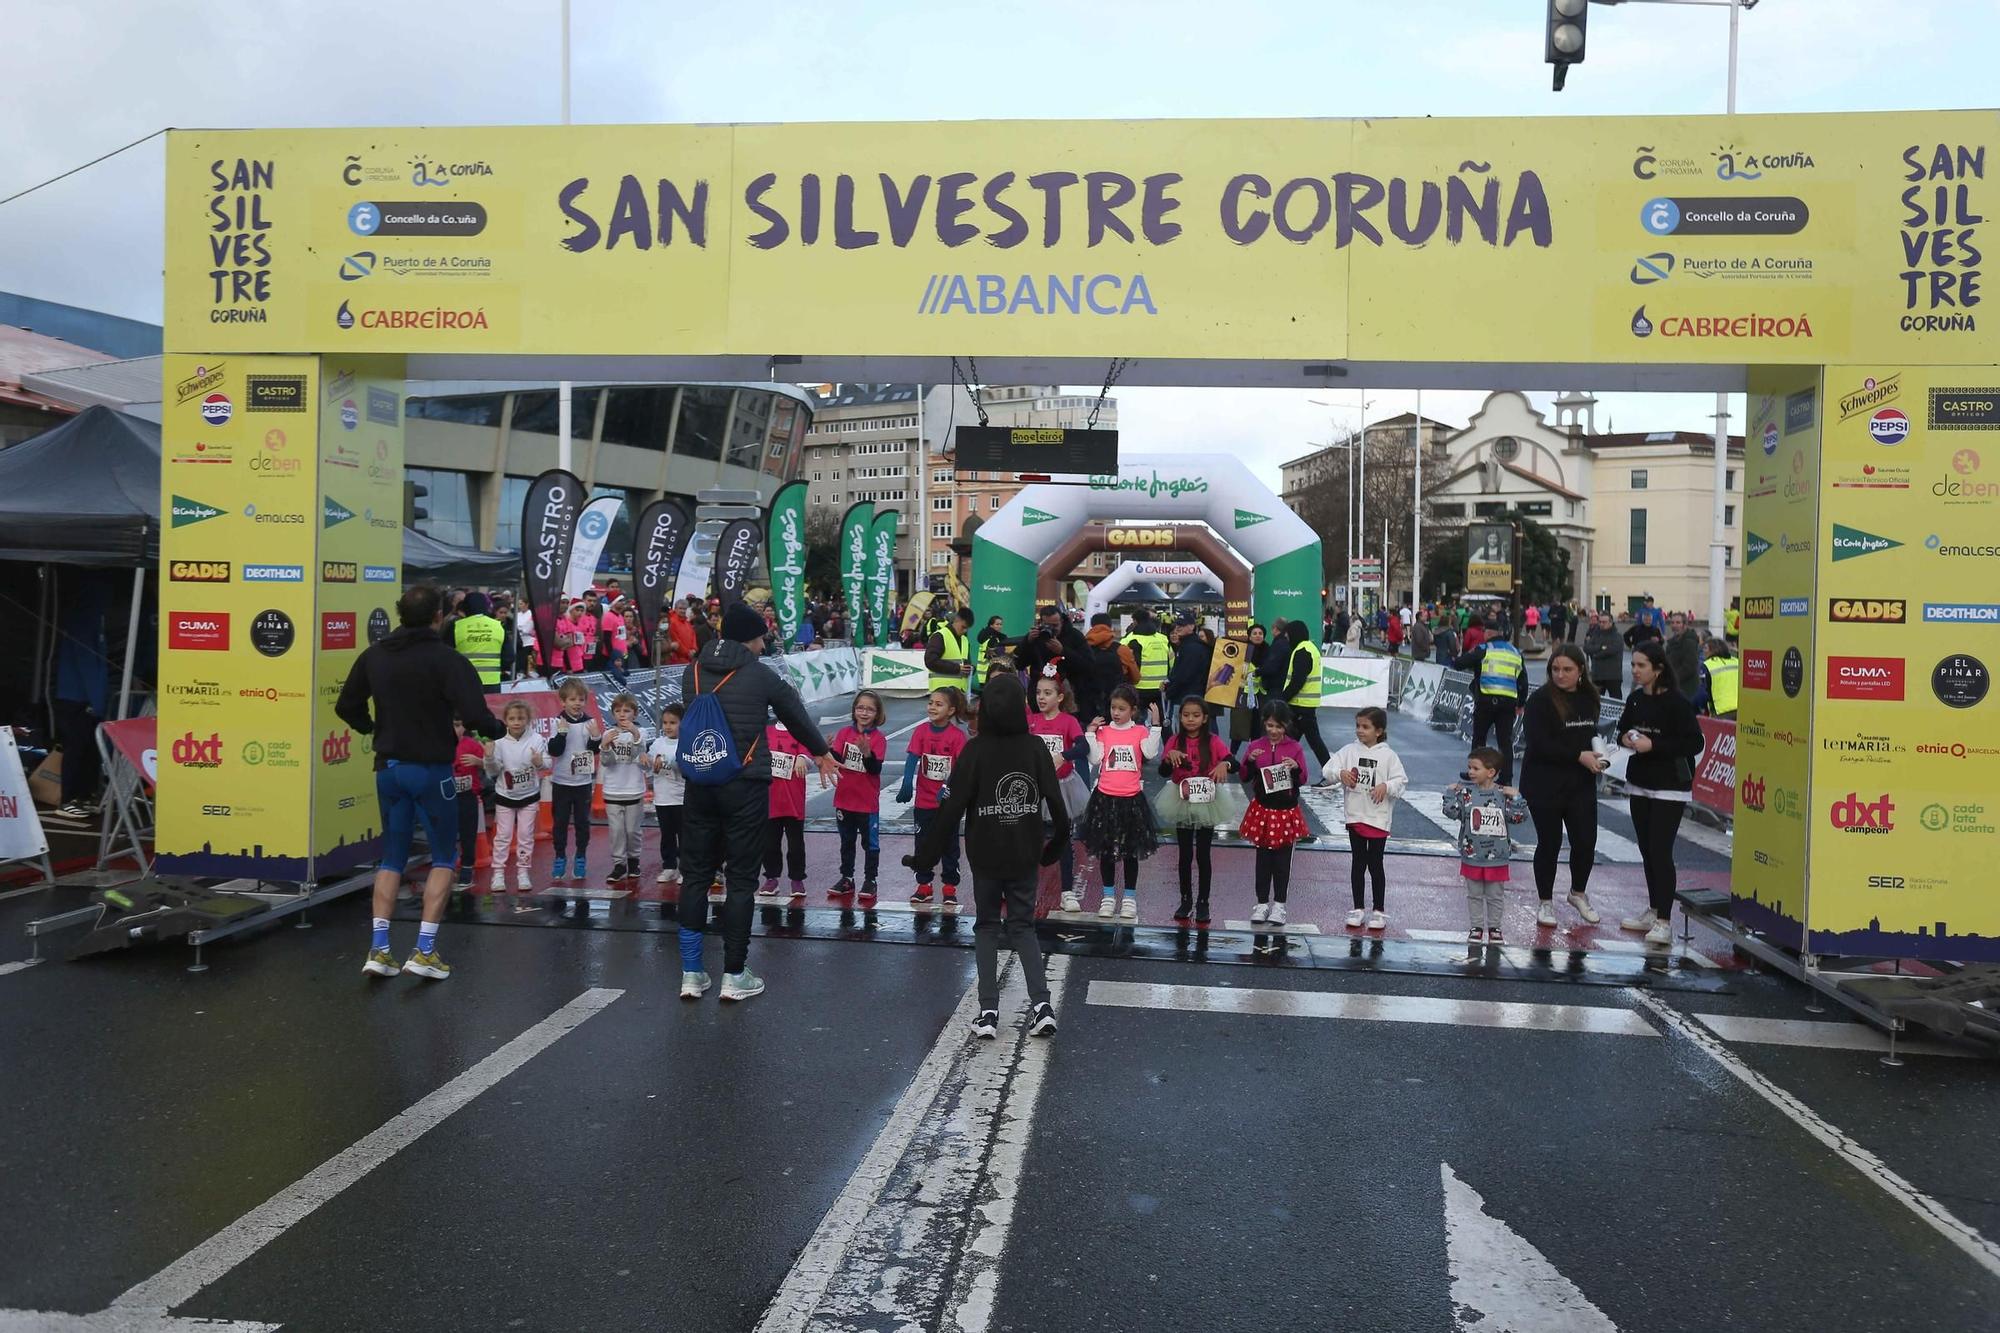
336, 584, 505, 982
673, 602, 838, 1002
1161, 612, 1213, 738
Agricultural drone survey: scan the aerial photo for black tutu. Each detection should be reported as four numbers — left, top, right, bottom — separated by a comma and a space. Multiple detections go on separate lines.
1080, 789, 1159, 861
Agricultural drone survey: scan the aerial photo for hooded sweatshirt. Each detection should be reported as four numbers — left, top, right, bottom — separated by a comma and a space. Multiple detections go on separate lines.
1329, 739, 1408, 834
335, 625, 503, 766
910, 731, 1070, 880
1442, 782, 1527, 868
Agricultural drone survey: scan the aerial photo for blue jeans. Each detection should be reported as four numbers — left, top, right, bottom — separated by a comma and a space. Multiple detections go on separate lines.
376, 761, 459, 874
838, 809, 880, 881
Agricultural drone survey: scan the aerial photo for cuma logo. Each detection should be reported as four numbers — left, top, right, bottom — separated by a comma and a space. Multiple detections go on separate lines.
1868, 408, 1909, 445
1831, 524, 1900, 561
324, 497, 355, 528
171, 495, 224, 528
1745, 531, 1771, 563
171, 730, 224, 768
1829, 792, 1895, 834
336, 300, 355, 330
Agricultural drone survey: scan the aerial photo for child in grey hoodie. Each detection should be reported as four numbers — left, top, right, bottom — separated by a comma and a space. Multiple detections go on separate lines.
1442, 746, 1528, 944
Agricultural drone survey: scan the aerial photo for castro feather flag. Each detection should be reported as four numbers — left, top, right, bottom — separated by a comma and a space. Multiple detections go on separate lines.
520, 468, 584, 670
838, 501, 873, 633
632, 496, 693, 637
867, 508, 899, 647
562, 494, 625, 599
766, 480, 808, 648
714, 516, 763, 609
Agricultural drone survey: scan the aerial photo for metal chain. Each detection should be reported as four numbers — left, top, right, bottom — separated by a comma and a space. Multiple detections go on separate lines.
950, 356, 989, 427
1087, 357, 1127, 429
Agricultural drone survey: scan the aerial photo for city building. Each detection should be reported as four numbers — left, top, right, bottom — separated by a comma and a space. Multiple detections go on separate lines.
1583, 424, 1745, 618
1279, 410, 1453, 602
1424, 392, 1598, 600
802, 384, 922, 595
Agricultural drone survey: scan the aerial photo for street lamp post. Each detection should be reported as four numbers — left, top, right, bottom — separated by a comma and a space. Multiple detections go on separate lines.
1310, 395, 1371, 612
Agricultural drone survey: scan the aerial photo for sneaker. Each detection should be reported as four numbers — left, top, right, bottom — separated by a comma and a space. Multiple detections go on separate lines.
657, 868, 672, 884
56, 800, 98, 820
680, 970, 711, 1000
911, 883, 935, 905
1344, 908, 1367, 929
612, 859, 631, 883
1536, 901, 1558, 928
1173, 896, 1193, 923
1059, 891, 1081, 913
488, 874, 506, 895
1645, 919, 1674, 947
789, 880, 807, 900
1268, 902, 1288, 926
362, 948, 400, 977
664, 868, 683, 885
1098, 895, 1117, 918
402, 949, 452, 980
1468, 927, 1486, 943
1367, 910, 1389, 931
1620, 908, 1658, 933
758, 878, 782, 898
572, 857, 587, 884
455, 868, 475, 889
971, 1009, 1000, 1040
858, 882, 879, 908
830, 877, 855, 897
1120, 896, 1137, 920
1194, 900, 1212, 925
941, 887, 959, 911
1487, 930, 1505, 947
1568, 892, 1601, 924
720, 969, 765, 1002
1249, 901, 1270, 924
551, 855, 568, 881
1028, 1001, 1058, 1038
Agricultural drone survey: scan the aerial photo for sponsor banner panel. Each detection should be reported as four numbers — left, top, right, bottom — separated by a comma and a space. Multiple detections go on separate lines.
0, 727, 50, 861
1318, 655, 1390, 711
1398, 662, 1446, 723
1692, 717, 1735, 817
157, 354, 320, 880
1808, 364, 2000, 962
864, 649, 932, 697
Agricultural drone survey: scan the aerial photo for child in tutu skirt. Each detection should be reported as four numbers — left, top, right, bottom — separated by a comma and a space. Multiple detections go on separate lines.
1082, 685, 1161, 920
1237, 699, 1310, 926
1152, 695, 1241, 924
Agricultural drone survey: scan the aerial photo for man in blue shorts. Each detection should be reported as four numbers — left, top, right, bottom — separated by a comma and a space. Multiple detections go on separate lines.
337, 584, 505, 980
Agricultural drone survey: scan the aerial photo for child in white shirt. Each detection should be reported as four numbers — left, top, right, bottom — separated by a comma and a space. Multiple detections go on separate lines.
599, 693, 651, 883
484, 699, 550, 896
647, 703, 685, 885
1330, 706, 1409, 930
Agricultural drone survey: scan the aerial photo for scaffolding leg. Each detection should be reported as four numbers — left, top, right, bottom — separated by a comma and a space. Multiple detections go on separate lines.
187, 941, 207, 974
1880, 1025, 1904, 1069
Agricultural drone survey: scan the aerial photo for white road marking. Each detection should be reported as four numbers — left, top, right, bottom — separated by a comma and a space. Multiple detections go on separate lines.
110, 987, 624, 1314
0, 1311, 278, 1331
1661, 809, 1735, 858
1222, 920, 1323, 935
0, 959, 41, 977
1400, 790, 1471, 843
1442, 1162, 1619, 1332
1628, 988, 2000, 1282
1690, 1012, 1981, 1059
1400, 928, 1717, 968
1087, 980, 1657, 1038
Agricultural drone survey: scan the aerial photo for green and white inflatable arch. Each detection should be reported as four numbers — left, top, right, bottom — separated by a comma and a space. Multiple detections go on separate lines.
972, 453, 1322, 636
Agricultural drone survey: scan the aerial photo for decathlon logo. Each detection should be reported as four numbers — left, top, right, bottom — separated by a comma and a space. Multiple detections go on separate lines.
916, 274, 1157, 317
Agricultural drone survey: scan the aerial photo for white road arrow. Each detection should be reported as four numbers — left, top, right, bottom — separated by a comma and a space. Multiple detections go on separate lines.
1441, 1162, 1619, 1332
0, 1311, 276, 1331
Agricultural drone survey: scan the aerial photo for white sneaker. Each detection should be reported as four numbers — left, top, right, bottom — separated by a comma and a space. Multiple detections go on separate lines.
1344, 908, 1367, 929
1568, 892, 1601, 924
1098, 895, 1117, 918
656, 868, 671, 884
1119, 896, 1137, 920
1268, 903, 1288, 926
1060, 891, 1082, 913
1620, 908, 1658, 933
1366, 910, 1389, 931
679, 970, 710, 999
1536, 901, 1558, 928
488, 874, 506, 894
971, 1009, 1000, 1040
1645, 919, 1674, 947
720, 969, 765, 1002
1249, 901, 1271, 923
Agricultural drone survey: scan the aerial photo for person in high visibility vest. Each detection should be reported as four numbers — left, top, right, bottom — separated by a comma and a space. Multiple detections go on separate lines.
1724, 597, 1742, 645
1454, 619, 1528, 785
449, 591, 507, 688
1698, 638, 1740, 719
1122, 612, 1170, 723
1280, 619, 1334, 784
926, 607, 975, 691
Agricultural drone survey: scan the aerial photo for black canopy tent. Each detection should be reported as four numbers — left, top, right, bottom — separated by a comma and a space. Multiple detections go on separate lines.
401, 526, 518, 587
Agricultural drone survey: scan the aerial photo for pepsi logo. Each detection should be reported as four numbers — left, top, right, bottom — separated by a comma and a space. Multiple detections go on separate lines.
1761, 422, 1778, 456
200, 393, 233, 426
341, 398, 358, 431
1869, 408, 1909, 446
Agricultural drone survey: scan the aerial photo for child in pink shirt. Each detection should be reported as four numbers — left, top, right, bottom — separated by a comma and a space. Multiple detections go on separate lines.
1082, 685, 1161, 920
1237, 700, 1310, 926
828, 691, 888, 906
555, 601, 588, 674
899, 687, 969, 908
1028, 670, 1087, 911
759, 722, 811, 900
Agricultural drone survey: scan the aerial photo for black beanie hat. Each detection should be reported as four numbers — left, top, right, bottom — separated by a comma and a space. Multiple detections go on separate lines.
722, 602, 768, 643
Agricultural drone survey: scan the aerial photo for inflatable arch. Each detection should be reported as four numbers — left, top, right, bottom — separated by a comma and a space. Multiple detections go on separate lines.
972, 454, 1320, 639
1083, 560, 1221, 622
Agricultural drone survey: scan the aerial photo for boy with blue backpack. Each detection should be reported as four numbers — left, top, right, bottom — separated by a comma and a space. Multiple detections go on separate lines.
674, 602, 837, 1001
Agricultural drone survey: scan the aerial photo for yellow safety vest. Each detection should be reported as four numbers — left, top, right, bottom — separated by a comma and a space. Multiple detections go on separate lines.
453, 614, 505, 687
1478, 641, 1524, 699
1705, 655, 1740, 714
1724, 607, 1742, 638
930, 625, 970, 690
1124, 631, 1170, 690
1290, 639, 1323, 708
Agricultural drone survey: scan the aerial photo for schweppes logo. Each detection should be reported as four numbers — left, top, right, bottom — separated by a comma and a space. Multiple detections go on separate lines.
1829, 598, 1906, 624
1743, 596, 1776, 619
322, 561, 358, 583
169, 560, 231, 582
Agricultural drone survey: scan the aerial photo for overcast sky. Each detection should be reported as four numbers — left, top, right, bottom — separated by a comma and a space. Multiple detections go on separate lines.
2, 0, 1991, 487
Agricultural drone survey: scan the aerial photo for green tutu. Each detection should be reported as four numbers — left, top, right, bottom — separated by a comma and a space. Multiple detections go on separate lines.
1153, 777, 1245, 830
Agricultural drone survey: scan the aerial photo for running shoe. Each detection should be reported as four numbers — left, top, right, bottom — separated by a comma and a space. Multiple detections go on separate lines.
56, 800, 98, 820
789, 880, 807, 900
551, 855, 568, 881
1119, 896, 1137, 920
1620, 908, 1658, 933
1468, 927, 1486, 944
858, 881, 879, 908
1344, 908, 1367, 929
656, 868, 672, 884
830, 877, 855, 898
1487, 930, 1505, 947
911, 883, 935, 906
720, 969, 765, 1002
1028, 1002, 1058, 1038
488, 874, 507, 895
1568, 892, 1601, 924
971, 1010, 1000, 1040
940, 887, 959, 911
680, 970, 711, 1000
1536, 901, 1559, 927
1268, 902, 1288, 926
1366, 910, 1389, 931
607, 859, 628, 883
402, 949, 452, 980
758, 878, 782, 898
362, 948, 400, 977
1249, 901, 1270, 924
573, 856, 588, 883
1059, 891, 1082, 913
1097, 895, 1117, 918
455, 867, 474, 890
1645, 919, 1674, 947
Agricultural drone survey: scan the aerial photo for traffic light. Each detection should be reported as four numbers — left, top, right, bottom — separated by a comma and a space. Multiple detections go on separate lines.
404, 478, 429, 527
1546, 0, 1587, 90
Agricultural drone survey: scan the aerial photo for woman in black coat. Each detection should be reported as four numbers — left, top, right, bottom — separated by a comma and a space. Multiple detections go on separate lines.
1519, 644, 1608, 930
1616, 642, 1706, 947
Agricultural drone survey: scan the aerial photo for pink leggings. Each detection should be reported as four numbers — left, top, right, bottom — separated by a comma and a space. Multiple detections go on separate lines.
490, 803, 538, 881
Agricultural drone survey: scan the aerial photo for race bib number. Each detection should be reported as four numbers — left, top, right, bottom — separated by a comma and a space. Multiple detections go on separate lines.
1184, 776, 1215, 804
770, 752, 795, 780
1470, 806, 1506, 837
506, 766, 535, 791
924, 752, 953, 781
609, 737, 640, 763
1039, 734, 1064, 764
453, 773, 473, 793
1108, 744, 1138, 773
1355, 760, 1377, 790
568, 752, 593, 777
842, 742, 867, 772
1261, 763, 1293, 793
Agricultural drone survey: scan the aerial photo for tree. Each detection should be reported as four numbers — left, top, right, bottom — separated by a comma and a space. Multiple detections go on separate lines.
1289, 420, 1453, 608
1422, 511, 1573, 605
804, 507, 842, 599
